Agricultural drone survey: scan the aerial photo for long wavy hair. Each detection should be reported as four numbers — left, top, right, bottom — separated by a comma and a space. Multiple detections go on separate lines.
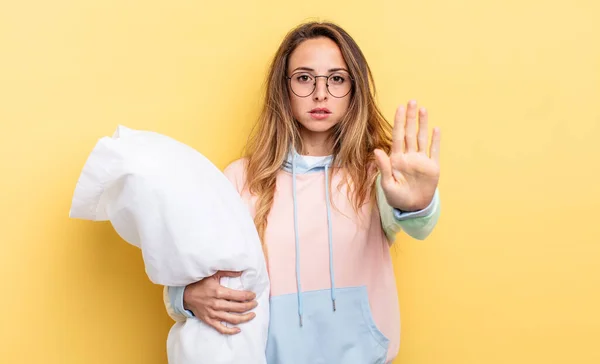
244, 21, 393, 257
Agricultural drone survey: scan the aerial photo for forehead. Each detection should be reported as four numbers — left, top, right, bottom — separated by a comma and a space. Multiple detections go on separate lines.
288, 37, 348, 73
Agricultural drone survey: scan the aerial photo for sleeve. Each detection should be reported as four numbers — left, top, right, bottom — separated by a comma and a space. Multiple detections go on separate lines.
163, 286, 194, 322
376, 174, 441, 243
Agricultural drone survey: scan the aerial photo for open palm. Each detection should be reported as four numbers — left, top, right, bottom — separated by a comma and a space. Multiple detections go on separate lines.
374, 100, 441, 212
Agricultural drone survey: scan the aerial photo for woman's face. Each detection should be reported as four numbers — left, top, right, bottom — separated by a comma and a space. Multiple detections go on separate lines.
287, 37, 352, 140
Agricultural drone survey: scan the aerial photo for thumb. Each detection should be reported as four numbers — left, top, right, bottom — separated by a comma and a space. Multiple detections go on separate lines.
374, 149, 393, 184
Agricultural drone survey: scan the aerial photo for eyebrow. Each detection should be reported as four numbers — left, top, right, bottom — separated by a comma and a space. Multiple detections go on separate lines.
291, 67, 350, 73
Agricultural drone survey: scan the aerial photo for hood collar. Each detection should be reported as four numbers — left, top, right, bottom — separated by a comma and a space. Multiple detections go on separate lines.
282, 148, 334, 173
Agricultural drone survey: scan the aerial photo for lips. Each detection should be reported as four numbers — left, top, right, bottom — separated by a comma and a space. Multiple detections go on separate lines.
309, 108, 332, 114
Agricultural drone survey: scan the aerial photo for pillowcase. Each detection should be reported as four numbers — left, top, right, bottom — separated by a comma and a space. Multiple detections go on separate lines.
69, 125, 269, 364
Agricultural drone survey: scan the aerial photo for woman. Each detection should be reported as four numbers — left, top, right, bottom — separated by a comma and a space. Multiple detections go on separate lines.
164, 21, 441, 363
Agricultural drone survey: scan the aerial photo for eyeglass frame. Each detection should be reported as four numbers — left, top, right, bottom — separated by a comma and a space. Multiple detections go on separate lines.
285, 71, 355, 98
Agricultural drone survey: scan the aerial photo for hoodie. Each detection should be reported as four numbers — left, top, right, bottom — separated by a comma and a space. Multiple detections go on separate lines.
165, 150, 440, 364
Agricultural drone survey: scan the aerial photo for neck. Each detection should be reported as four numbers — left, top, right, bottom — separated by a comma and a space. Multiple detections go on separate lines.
298, 128, 333, 156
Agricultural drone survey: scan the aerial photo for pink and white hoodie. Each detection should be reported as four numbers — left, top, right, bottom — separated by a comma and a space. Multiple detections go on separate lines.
165, 149, 440, 364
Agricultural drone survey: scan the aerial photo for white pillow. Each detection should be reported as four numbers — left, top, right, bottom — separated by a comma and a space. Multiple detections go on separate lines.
69, 125, 269, 364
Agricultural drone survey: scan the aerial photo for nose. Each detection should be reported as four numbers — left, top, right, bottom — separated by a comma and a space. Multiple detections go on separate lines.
313, 76, 328, 101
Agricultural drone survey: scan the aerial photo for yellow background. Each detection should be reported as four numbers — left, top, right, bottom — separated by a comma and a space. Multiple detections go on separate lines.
1, 1, 599, 363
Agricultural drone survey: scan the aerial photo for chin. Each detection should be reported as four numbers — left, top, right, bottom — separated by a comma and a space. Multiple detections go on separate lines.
299, 120, 338, 134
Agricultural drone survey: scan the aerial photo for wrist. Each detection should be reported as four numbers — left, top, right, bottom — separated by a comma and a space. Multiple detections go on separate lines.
182, 285, 190, 311
393, 203, 422, 213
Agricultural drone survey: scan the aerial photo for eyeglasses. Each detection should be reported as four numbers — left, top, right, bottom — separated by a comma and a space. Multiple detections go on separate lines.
286, 71, 354, 98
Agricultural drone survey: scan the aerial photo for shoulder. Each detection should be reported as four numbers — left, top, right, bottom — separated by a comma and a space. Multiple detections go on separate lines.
223, 157, 247, 176
223, 158, 248, 193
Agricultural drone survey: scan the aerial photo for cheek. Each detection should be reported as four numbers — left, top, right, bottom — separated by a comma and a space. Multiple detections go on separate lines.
289, 95, 307, 119
341, 97, 351, 112
333, 97, 350, 117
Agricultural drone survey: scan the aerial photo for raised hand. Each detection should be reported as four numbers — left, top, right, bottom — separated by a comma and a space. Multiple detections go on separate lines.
374, 100, 441, 212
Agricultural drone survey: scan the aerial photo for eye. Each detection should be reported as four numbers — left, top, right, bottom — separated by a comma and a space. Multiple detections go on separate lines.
330, 75, 346, 84
295, 73, 313, 83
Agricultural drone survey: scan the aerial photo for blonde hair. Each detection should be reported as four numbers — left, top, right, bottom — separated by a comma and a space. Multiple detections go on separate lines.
244, 21, 393, 257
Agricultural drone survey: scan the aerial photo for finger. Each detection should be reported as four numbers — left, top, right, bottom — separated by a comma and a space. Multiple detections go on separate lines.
373, 149, 393, 184
213, 299, 258, 313
214, 310, 256, 326
417, 107, 428, 154
391, 105, 406, 154
429, 127, 441, 163
215, 286, 256, 302
206, 318, 241, 335
216, 271, 242, 278
405, 100, 418, 153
